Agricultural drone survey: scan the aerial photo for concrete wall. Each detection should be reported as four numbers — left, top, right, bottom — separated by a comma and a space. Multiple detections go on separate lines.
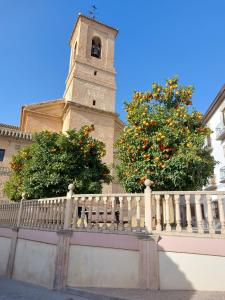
159, 251, 225, 291
67, 245, 139, 288
0, 236, 10, 275
13, 239, 57, 288
1, 226, 225, 291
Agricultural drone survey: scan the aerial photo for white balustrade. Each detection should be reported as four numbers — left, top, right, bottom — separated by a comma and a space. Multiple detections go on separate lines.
1, 185, 225, 237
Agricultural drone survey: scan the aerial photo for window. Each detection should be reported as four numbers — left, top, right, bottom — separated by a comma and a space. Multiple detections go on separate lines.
207, 135, 212, 148
91, 37, 101, 59
222, 109, 225, 125
93, 100, 96, 106
74, 42, 77, 59
94, 70, 97, 76
0, 149, 5, 161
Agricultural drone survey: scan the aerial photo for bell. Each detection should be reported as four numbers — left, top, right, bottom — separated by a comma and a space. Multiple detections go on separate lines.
92, 45, 99, 57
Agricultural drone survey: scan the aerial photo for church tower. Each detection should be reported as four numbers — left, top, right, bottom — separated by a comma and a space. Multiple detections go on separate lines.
64, 14, 118, 113
62, 14, 124, 193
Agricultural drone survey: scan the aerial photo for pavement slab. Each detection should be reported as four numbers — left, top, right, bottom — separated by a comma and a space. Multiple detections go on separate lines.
1, 277, 225, 300
66, 287, 225, 300
0, 277, 89, 300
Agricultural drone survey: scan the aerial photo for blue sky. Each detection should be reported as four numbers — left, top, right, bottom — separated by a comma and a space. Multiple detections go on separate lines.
0, 0, 225, 125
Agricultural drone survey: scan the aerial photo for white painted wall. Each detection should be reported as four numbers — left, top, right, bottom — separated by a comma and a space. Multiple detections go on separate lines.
206, 98, 225, 190
67, 245, 139, 288
13, 239, 57, 288
159, 251, 225, 291
0, 237, 10, 275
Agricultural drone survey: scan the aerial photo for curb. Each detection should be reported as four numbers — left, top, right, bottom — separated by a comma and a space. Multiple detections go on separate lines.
65, 288, 128, 300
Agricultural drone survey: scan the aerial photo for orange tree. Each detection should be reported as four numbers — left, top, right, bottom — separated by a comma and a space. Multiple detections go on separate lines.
5, 125, 112, 200
116, 77, 216, 192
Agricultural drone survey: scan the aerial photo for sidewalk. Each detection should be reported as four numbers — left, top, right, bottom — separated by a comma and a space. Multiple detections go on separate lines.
66, 287, 225, 300
1, 277, 225, 300
0, 277, 89, 300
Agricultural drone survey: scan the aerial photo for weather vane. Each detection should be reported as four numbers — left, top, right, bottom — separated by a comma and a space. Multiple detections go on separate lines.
88, 4, 97, 20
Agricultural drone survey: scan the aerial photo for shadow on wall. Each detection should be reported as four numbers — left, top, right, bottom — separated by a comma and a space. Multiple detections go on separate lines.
157, 235, 225, 293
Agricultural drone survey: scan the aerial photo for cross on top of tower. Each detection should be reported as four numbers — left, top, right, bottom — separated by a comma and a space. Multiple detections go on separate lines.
88, 4, 97, 20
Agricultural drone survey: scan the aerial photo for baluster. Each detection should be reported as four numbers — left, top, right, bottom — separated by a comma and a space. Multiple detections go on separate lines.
72, 197, 78, 228
127, 196, 132, 231
51, 200, 56, 229
165, 194, 171, 232
24, 202, 29, 227
9, 204, 13, 226
11, 204, 15, 226
218, 195, 225, 234
110, 196, 115, 230
206, 194, 215, 234
87, 197, 93, 230
48, 199, 54, 229
36, 201, 40, 228
102, 196, 108, 230
56, 199, 60, 229
185, 194, 193, 233
195, 194, 204, 234
80, 197, 86, 228
175, 194, 182, 232
95, 197, 100, 230
155, 194, 162, 232
44, 200, 49, 228
136, 196, 141, 232
27, 201, 32, 227
119, 196, 124, 231
28, 202, 32, 227
40, 200, 45, 228
33, 201, 37, 228
47, 200, 52, 229
61, 198, 66, 229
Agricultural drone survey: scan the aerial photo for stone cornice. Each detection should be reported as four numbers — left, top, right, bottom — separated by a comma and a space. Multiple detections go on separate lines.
0, 127, 32, 141
62, 101, 122, 122
0, 123, 20, 131
69, 14, 118, 45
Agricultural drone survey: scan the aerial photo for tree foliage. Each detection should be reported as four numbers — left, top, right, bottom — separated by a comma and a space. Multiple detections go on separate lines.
5, 125, 112, 200
116, 77, 216, 192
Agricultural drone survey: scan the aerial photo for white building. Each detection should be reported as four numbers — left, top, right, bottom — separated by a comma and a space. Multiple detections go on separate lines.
204, 84, 225, 192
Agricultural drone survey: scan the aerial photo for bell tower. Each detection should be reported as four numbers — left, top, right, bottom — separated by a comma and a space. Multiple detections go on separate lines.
64, 14, 118, 113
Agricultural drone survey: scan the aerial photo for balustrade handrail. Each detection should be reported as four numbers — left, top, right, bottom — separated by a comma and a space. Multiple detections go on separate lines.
152, 191, 225, 195
0, 182, 225, 237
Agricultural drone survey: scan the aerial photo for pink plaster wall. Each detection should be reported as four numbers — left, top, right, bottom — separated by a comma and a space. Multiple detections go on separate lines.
0, 227, 13, 238
70, 231, 139, 251
18, 229, 58, 245
158, 235, 225, 257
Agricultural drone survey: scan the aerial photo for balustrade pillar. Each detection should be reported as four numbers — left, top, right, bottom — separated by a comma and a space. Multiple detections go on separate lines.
64, 184, 74, 230
206, 195, 215, 234
136, 196, 141, 232
119, 196, 124, 230
165, 194, 171, 232
185, 194, 193, 233
144, 179, 153, 233
195, 194, 204, 234
16, 192, 25, 228
155, 195, 161, 232
175, 195, 182, 232
218, 195, 225, 234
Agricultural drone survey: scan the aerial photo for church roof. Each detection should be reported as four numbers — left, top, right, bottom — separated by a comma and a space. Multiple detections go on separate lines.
0, 123, 32, 141
0, 123, 20, 130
